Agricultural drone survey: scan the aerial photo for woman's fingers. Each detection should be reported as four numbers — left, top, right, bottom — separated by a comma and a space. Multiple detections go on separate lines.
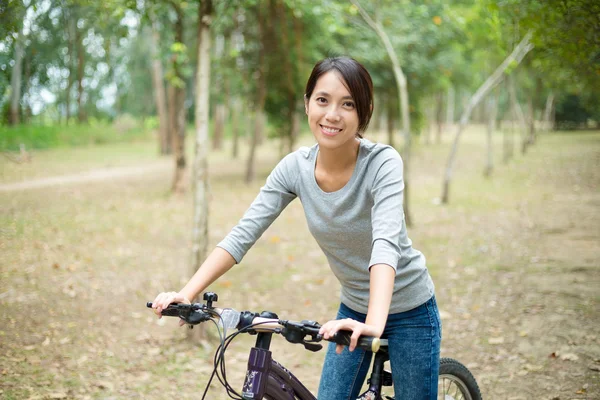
151, 291, 189, 316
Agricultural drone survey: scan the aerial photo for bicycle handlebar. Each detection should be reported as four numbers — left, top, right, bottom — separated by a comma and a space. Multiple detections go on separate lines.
146, 299, 381, 353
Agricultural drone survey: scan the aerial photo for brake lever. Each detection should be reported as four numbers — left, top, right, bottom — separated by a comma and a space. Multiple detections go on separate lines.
303, 342, 323, 352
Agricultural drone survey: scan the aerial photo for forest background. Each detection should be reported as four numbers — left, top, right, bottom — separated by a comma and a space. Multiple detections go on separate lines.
1, 0, 599, 399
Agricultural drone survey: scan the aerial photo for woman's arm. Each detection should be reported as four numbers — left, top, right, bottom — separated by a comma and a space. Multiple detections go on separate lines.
365, 263, 395, 335
319, 263, 395, 352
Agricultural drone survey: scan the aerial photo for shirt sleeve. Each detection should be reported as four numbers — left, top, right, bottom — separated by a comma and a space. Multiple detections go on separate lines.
217, 153, 298, 263
369, 150, 404, 271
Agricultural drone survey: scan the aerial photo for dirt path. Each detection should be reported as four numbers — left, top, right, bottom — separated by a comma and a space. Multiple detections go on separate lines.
0, 160, 171, 192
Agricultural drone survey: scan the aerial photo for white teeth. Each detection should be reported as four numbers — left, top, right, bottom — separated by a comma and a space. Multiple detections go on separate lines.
322, 126, 341, 134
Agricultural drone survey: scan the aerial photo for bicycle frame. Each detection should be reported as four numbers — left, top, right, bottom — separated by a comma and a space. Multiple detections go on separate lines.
241, 330, 390, 400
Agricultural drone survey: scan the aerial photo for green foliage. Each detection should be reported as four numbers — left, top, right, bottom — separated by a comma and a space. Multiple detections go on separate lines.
0, 120, 150, 151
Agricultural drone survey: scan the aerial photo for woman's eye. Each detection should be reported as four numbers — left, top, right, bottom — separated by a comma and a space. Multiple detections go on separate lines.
344, 101, 355, 109
316, 97, 327, 104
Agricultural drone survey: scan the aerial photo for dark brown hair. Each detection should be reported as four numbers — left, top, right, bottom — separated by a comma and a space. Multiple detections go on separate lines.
304, 57, 374, 136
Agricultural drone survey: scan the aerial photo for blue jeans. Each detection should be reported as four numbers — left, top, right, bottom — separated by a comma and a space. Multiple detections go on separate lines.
317, 296, 442, 400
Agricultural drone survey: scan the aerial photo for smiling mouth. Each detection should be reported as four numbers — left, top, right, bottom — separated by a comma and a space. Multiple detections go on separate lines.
320, 125, 342, 135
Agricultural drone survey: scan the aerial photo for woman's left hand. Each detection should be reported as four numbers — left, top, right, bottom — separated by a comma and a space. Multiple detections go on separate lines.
318, 318, 382, 354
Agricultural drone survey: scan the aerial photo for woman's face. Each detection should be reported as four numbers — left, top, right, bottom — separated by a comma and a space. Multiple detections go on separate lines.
305, 71, 359, 152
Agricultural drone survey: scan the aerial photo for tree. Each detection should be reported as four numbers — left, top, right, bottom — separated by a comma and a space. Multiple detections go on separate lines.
441, 32, 533, 204
191, 0, 212, 279
350, 0, 414, 226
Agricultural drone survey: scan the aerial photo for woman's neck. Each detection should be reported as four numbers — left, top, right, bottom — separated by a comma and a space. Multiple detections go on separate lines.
317, 138, 361, 173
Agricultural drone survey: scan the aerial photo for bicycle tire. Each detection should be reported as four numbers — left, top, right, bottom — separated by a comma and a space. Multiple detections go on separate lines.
438, 357, 482, 400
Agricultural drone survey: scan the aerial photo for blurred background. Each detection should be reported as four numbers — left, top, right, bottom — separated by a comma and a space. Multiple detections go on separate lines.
1, 0, 599, 399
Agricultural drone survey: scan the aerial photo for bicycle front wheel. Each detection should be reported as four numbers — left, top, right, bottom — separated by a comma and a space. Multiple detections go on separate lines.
438, 358, 482, 400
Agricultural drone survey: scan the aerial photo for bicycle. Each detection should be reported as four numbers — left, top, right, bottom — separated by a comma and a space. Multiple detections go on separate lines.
147, 292, 482, 400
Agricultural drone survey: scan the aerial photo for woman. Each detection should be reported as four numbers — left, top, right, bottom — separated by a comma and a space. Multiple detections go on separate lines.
152, 56, 441, 399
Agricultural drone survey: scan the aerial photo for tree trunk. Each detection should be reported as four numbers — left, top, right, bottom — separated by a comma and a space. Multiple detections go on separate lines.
276, 1, 297, 154
9, 24, 25, 125
213, 104, 225, 150
245, 3, 268, 183
231, 98, 240, 158
508, 75, 528, 154
435, 91, 444, 144
351, 0, 413, 226
191, 0, 212, 275
149, 21, 169, 155
445, 85, 454, 135
76, 25, 86, 124
441, 32, 533, 203
171, 6, 187, 192
65, 11, 76, 124
543, 92, 555, 132
166, 85, 176, 154
172, 88, 186, 192
424, 99, 433, 145
386, 93, 395, 147
484, 92, 497, 178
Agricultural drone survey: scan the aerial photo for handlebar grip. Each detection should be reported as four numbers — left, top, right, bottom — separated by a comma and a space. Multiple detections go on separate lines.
329, 330, 381, 353
146, 302, 188, 317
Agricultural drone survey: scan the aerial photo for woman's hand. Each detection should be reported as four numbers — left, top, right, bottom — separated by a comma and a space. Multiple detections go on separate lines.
151, 292, 191, 326
318, 318, 382, 354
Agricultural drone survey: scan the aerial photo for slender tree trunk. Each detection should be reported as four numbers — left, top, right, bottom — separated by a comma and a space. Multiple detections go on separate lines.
484, 92, 497, 177
508, 75, 528, 154
9, 25, 25, 125
441, 32, 533, 203
171, 6, 186, 192
246, 3, 268, 183
527, 77, 543, 144
543, 92, 555, 132
213, 104, 225, 150
276, 1, 297, 154
231, 98, 240, 158
351, 0, 413, 226
166, 85, 176, 154
435, 91, 443, 144
172, 88, 186, 192
64, 11, 76, 124
445, 85, 455, 135
386, 93, 395, 147
191, 0, 212, 281
76, 26, 86, 124
149, 21, 169, 155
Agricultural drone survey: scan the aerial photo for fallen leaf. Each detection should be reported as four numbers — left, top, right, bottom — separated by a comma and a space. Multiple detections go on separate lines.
589, 364, 600, 372
147, 347, 161, 356
560, 353, 579, 361
269, 236, 281, 243
52, 263, 60, 270
218, 280, 232, 288
488, 337, 505, 345
42, 337, 50, 346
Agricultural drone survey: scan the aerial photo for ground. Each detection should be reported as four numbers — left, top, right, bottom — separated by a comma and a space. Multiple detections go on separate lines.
0, 128, 598, 399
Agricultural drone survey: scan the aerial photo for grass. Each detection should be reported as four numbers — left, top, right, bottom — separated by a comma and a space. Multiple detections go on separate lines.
0, 120, 152, 152
0, 127, 598, 399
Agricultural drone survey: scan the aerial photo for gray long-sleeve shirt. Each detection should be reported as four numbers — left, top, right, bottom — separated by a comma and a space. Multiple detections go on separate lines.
217, 139, 434, 314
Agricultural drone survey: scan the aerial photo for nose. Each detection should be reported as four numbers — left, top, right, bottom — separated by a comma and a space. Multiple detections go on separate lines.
325, 108, 341, 122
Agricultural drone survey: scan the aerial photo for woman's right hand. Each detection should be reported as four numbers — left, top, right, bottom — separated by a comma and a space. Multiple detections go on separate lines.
151, 291, 191, 321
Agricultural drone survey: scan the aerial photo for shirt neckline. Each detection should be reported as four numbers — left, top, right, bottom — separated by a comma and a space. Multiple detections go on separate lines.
310, 139, 364, 196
